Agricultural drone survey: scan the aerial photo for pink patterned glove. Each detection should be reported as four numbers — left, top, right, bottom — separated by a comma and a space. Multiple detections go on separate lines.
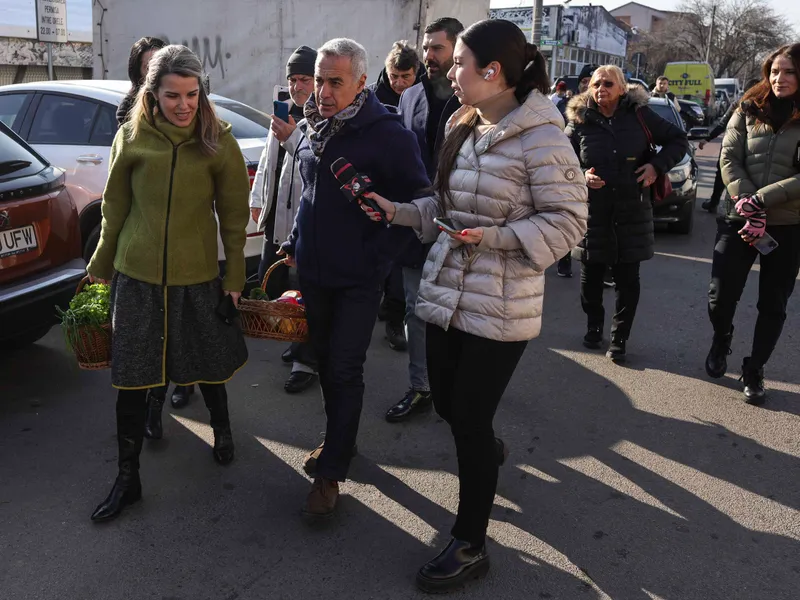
738, 212, 766, 239
734, 193, 765, 218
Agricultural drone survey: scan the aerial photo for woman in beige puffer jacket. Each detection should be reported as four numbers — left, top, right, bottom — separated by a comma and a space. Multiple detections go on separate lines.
362, 19, 587, 593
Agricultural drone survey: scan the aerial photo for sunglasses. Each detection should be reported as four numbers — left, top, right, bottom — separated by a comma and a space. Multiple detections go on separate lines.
592, 81, 615, 89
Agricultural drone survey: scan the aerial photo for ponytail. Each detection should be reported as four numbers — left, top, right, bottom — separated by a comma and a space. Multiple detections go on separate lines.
514, 43, 551, 102
435, 108, 480, 209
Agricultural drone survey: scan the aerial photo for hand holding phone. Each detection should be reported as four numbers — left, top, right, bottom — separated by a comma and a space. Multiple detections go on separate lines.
273, 100, 290, 123
433, 217, 464, 235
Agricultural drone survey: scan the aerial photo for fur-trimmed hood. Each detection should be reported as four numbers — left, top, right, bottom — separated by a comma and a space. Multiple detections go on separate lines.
566, 84, 650, 125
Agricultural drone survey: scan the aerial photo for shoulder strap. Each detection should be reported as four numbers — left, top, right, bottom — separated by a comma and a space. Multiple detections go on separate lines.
636, 108, 654, 147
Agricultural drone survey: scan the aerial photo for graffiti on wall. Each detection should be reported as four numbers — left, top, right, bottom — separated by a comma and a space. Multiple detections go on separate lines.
0, 37, 93, 67
158, 34, 231, 79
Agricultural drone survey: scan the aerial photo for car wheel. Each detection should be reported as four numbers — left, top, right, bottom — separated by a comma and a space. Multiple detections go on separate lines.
2, 325, 53, 352
669, 201, 695, 235
83, 224, 101, 263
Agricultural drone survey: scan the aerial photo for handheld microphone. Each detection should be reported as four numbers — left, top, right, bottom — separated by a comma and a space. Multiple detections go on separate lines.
330, 157, 389, 226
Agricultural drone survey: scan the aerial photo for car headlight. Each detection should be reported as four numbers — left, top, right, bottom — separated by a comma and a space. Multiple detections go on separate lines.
668, 161, 692, 183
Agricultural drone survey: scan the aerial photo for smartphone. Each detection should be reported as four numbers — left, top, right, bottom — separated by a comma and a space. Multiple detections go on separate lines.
216, 293, 238, 325
433, 217, 464, 235
273, 100, 289, 123
752, 232, 779, 255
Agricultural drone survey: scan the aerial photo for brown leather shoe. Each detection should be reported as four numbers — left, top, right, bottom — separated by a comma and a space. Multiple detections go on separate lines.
302, 477, 339, 518
302, 441, 358, 477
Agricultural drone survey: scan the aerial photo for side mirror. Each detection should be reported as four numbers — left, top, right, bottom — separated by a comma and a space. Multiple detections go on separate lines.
689, 127, 709, 140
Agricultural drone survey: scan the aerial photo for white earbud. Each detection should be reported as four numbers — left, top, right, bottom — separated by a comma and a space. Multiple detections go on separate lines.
484, 69, 495, 81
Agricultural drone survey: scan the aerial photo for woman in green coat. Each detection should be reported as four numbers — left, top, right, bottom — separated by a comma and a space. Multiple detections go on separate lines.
707, 43, 800, 405
87, 45, 250, 522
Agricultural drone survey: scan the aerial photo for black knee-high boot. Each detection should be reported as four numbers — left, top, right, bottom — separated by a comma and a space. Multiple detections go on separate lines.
91, 390, 146, 522
144, 386, 167, 440
200, 383, 234, 465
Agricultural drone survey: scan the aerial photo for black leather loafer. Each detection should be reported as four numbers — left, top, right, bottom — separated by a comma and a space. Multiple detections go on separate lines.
416, 538, 490, 593
285, 371, 317, 394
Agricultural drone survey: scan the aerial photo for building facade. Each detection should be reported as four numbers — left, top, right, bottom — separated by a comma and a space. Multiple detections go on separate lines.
490, 4, 628, 79
609, 2, 674, 34
0, 0, 92, 85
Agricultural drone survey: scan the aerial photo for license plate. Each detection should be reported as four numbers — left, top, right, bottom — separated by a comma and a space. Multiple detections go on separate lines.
0, 225, 38, 258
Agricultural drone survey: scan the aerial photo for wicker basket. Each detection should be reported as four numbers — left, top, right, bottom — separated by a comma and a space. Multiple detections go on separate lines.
238, 258, 309, 342
64, 277, 112, 370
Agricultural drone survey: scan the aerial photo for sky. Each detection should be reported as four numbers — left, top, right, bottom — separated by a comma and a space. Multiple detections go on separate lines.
0, 0, 92, 42
490, 0, 800, 30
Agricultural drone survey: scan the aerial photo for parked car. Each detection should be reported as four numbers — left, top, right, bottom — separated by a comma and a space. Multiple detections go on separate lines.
0, 80, 268, 280
715, 77, 742, 101
678, 99, 705, 130
0, 121, 85, 348
627, 76, 649, 91
715, 89, 731, 114
646, 97, 698, 234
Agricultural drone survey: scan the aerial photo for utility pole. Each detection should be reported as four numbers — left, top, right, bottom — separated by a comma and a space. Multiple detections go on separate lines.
705, 4, 716, 64
550, 5, 561, 79
532, 0, 544, 45
47, 42, 54, 80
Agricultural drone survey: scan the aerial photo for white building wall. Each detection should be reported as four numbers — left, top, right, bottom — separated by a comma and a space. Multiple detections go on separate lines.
92, 0, 489, 112
609, 4, 664, 33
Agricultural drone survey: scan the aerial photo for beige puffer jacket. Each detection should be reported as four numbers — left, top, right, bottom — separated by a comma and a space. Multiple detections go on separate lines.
392, 90, 588, 342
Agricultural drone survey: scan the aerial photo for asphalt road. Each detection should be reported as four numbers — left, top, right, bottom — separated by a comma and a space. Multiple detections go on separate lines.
1, 139, 798, 600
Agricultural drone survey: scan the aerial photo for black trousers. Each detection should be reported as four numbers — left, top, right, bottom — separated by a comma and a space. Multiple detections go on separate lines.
426, 323, 528, 546
709, 154, 726, 206
299, 279, 383, 481
708, 221, 800, 368
381, 264, 406, 325
580, 261, 641, 339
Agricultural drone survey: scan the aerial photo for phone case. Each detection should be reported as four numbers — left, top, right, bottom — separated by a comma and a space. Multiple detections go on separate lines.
752, 233, 779, 256
273, 100, 289, 122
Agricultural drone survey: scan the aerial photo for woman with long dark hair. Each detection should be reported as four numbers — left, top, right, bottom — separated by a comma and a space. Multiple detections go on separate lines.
117, 37, 167, 126
361, 19, 588, 592
565, 65, 687, 361
87, 45, 250, 522
706, 43, 800, 404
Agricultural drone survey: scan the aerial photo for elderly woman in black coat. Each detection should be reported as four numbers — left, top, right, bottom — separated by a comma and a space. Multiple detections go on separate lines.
565, 65, 688, 361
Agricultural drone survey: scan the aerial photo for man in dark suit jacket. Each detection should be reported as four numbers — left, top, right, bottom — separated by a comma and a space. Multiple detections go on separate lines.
282, 38, 429, 518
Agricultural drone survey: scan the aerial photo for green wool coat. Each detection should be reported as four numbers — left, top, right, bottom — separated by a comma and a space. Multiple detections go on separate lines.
87, 114, 250, 291
721, 106, 800, 226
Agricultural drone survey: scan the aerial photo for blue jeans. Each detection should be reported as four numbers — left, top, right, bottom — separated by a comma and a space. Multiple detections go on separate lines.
403, 267, 429, 392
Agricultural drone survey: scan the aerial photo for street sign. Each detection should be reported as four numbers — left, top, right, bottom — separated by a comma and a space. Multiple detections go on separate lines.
542, 39, 563, 46
36, 0, 68, 43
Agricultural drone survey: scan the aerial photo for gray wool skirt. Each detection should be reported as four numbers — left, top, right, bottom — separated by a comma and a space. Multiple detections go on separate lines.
110, 273, 248, 389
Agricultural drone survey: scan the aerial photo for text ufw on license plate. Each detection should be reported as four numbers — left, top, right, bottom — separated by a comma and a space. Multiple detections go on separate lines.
0, 225, 38, 258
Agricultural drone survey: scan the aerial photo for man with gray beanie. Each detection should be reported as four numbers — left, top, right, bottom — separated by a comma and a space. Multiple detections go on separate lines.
250, 45, 318, 394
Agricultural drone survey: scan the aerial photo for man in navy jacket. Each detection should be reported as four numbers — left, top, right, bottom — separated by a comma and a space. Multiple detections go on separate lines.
282, 38, 429, 518
384, 17, 463, 424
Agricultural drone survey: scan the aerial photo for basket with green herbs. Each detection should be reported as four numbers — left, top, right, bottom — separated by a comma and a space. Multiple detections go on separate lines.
57, 276, 112, 370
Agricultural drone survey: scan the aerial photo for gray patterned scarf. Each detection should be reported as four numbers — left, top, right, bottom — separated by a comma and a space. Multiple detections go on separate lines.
303, 89, 369, 156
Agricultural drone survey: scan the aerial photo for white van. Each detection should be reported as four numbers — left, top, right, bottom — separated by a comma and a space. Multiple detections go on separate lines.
715, 78, 742, 101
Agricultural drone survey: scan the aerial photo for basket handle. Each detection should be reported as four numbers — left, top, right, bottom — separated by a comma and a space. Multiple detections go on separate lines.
260, 257, 290, 297
76, 275, 91, 294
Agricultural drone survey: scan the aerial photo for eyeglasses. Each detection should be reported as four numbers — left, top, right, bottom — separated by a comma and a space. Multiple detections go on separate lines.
591, 81, 615, 89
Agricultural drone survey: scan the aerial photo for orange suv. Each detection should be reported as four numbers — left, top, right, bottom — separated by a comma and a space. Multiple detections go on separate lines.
0, 121, 85, 348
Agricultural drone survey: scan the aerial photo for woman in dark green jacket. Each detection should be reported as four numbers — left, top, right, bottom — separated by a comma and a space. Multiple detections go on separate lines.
87, 45, 250, 522
707, 43, 800, 405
